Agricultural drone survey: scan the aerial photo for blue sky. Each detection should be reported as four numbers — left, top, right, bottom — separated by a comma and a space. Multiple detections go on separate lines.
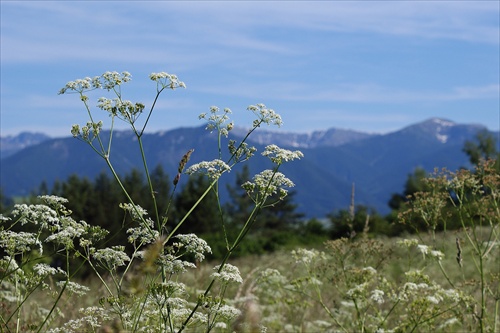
1, 1, 499, 137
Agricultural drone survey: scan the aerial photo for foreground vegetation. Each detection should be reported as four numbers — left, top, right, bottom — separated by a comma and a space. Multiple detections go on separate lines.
1, 71, 498, 332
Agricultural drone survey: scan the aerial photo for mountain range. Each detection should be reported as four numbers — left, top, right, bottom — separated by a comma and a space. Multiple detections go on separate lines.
0, 118, 496, 217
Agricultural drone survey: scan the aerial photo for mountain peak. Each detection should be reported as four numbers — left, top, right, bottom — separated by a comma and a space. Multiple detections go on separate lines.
426, 118, 455, 127
397, 117, 489, 144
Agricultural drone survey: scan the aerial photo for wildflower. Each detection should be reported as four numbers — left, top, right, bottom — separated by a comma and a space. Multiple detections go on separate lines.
38, 195, 69, 206
33, 263, 65, 277
119, 203, 149, 221
426, 295, 440, 304
127, 226, 159, 245
430, 250, 444, 261
438, 317, 459, 330
228, 140, 257, 163
397, 238, 419, 248
0, 230, 42, 255
370, 289, 385, 304
185, 159, 231, 180
150, 72, 186, 90
58, 76, 100, 94
11, 203, 59, 227
363, 266, 377, 275
417, 244, 429, 258
160, 254, 197, 274
211, 304, 241, 321
347, 282, 368, 298
309, 277, 323, 286
340, 300, 355, 307
101, 71, 131, 90
200, 106, 232, 136
212, 263, 243, 284
174, 233, 212, 262
257, 268, 288, 287
247, 104, 283, 127
214, 322, 227, 329
92, 246, 130, 270
313, 320, 332, 328
262, 144, 303, 165
291, 248, 321, 266
56, 281, 90, 296
242, 170, 295, 201
405, 269, 431, 284
45, 218, 87, 248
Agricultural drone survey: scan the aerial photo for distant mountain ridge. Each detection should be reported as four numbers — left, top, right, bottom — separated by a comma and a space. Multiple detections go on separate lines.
1, 118, 497, 217
0, 132, 51, 159
230, 126, 377, 148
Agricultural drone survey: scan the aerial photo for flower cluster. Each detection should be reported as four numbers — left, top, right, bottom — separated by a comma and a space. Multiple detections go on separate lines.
58, 76, 100, 94
228, 140, 257, 163
97, 97, 145, 122
45, 217, 88, 248
248, 104, 282, 127
0, 230, 42, 256
159, 253, 197, 274
119, 203, 149, 221
150, 72, 186, 90
11, 202, 60, 227
58, 71, 131, 95
127, 225, 159, 246
92, 246, 131, 270
396, 238, 419, 248
173, 233, 212, 262
56, 281, 90, 296
70, 121, 103, 141
262, 144, 303, 165
185, 159, 231, 180
199, 106, 233, 137
242, 170, 295, 201
291, 248, 323, 266
211, 263, 243, 284
209, 304, 241, 323
101, 71, 132, 90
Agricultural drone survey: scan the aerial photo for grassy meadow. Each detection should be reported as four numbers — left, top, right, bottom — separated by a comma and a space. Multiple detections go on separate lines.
6, 227, 497, 332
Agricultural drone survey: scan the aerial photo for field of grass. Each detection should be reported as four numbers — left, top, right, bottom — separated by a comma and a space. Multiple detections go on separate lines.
5, 227, 496, 333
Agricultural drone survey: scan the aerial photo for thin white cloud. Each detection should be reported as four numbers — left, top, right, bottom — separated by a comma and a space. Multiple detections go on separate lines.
2, 1, 497, 65
194, 81, 500, 104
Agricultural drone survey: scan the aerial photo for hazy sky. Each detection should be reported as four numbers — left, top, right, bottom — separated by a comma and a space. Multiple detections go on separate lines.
1, 1, 499, 137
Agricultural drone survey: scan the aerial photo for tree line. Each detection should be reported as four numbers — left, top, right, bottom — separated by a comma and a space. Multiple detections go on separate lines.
1, 130, 498, 258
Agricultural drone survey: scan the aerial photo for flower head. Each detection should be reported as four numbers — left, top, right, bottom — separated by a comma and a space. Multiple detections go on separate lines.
262, 144, 303, 165
185, 159, 231, 180
92, 246, 130, 270
247, 104, 282, 127
200, 106, 233, 137
174, 233, 212, 262
211, 263, 243, 284
150, 72, 186, 90
242, 170, 295, 201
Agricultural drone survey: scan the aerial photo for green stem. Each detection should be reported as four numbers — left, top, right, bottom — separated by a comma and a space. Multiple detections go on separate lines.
36, 250, 71, 333
136, 135, 160, 228
140, 89, 164, 137
164, 178, 219, 245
